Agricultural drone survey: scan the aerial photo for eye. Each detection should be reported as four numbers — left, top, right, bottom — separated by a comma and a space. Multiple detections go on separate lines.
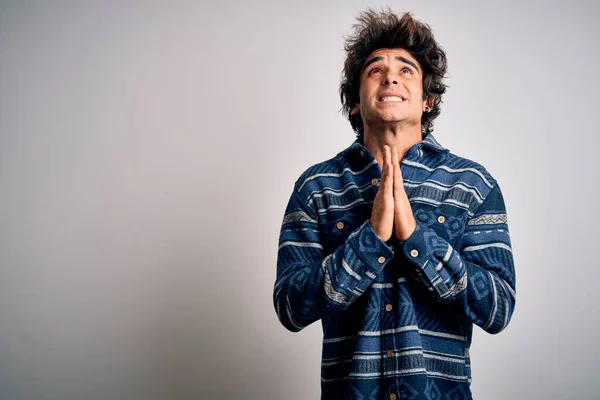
401, 67, 413, 74
368, 67, 382, 76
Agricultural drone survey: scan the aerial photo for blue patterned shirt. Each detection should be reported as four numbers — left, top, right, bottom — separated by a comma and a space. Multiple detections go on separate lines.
273, 133, 516, 399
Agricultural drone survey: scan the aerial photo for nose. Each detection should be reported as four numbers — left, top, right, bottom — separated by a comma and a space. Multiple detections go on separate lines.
383, 73, 398, 86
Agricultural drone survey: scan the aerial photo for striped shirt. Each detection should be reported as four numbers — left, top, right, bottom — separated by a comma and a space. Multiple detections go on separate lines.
273, 133, 516, 399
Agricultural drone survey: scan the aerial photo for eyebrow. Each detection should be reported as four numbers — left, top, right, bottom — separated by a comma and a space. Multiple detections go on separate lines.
362, 55, 420, 73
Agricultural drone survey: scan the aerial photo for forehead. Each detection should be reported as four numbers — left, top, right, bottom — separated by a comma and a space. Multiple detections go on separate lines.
364, 48, 419, 66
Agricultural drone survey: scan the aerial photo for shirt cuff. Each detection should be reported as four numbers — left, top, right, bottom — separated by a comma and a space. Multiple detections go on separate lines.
398, 222, 453, 298
347, 219, 394, 273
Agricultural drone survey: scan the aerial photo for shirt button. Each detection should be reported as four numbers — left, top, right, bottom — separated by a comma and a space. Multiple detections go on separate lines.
386, 350, 394, 357
410, 249, 419, 258
390, 394, 397, 400
437, 215, 446, 223
371, 178, 379, 186
336, 221, 344, 229
378, 256, 386, 264
385, 304, 393, 312
360, 150, 365, 157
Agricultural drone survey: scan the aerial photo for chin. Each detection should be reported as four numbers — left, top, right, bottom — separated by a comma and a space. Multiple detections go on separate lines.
378, 114, 408, 123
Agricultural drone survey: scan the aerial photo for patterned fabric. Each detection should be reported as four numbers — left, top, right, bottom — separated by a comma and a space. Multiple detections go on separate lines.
273, 133, 516, 399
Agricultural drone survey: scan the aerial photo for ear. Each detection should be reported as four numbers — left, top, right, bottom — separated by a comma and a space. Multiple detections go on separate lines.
350, 104, 360, 115
422, 97, 433, 113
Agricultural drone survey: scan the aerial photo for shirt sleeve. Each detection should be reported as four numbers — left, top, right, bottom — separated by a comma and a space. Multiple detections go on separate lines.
273, 182, 394, 332
397, 183, 516, 334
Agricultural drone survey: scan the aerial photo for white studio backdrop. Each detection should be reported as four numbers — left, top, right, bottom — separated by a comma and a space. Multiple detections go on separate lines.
0, 1, 598, 399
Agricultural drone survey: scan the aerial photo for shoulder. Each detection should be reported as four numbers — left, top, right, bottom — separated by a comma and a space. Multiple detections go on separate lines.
438, 149, 499, 195
417, 133, 500, 194
293, 144, 361, 195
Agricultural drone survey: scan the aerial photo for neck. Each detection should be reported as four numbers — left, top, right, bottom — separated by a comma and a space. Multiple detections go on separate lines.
363, 123, 423, 168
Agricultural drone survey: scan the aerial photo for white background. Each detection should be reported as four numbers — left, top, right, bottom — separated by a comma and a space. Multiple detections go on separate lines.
1, 1, 598, 398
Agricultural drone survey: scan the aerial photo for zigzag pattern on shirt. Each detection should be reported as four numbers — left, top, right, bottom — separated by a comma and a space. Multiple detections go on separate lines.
467, 213, 507, 226
282, 210, 317, 225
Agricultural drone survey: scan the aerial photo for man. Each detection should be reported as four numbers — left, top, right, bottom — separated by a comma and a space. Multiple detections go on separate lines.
273, 9, 516, 399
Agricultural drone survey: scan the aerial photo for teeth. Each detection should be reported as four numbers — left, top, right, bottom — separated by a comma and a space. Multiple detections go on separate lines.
381, 96, 403, 102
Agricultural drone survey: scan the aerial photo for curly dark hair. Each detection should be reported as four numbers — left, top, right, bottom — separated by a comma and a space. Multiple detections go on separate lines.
340, 9, 448, 139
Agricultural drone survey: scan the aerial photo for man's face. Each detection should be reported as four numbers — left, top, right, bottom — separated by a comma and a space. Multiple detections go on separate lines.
353, 48, 428, 130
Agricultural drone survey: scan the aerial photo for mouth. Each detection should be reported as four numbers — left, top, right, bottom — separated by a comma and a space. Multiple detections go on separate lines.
378, 94, 405, 103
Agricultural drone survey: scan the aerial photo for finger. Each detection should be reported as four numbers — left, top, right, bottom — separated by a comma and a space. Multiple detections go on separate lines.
396, 159, 404, 184
383, 146, 393, 198
392, 146, 403, 196
380, 145, 389, 178
395, 148, 404, 184
391, 145, 399, 171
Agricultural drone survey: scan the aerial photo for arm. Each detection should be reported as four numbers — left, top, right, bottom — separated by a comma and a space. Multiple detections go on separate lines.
398, 183, 516, 334
273, 183, 394, 332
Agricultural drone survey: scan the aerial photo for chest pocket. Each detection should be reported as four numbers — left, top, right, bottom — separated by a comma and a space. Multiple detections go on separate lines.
320, 210, 368, 254
413, 207, 468, 249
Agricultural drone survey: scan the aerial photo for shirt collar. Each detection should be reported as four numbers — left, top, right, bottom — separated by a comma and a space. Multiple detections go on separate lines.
343, 132, 449, 160
420, 133, 448, 153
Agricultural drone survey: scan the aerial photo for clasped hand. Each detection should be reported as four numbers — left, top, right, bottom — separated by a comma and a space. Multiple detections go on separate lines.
370, 145, 417, 242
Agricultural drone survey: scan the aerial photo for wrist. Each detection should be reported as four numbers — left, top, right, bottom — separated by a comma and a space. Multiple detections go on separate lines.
395, 219, 416, 242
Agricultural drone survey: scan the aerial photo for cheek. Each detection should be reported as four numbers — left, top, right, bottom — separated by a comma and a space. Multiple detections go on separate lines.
360, 79, 378, 98
410, 80, 424, 99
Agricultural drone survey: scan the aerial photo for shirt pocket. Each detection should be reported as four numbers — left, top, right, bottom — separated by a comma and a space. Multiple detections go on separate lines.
414, 207, 467, 249
320, 211, 367, 254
